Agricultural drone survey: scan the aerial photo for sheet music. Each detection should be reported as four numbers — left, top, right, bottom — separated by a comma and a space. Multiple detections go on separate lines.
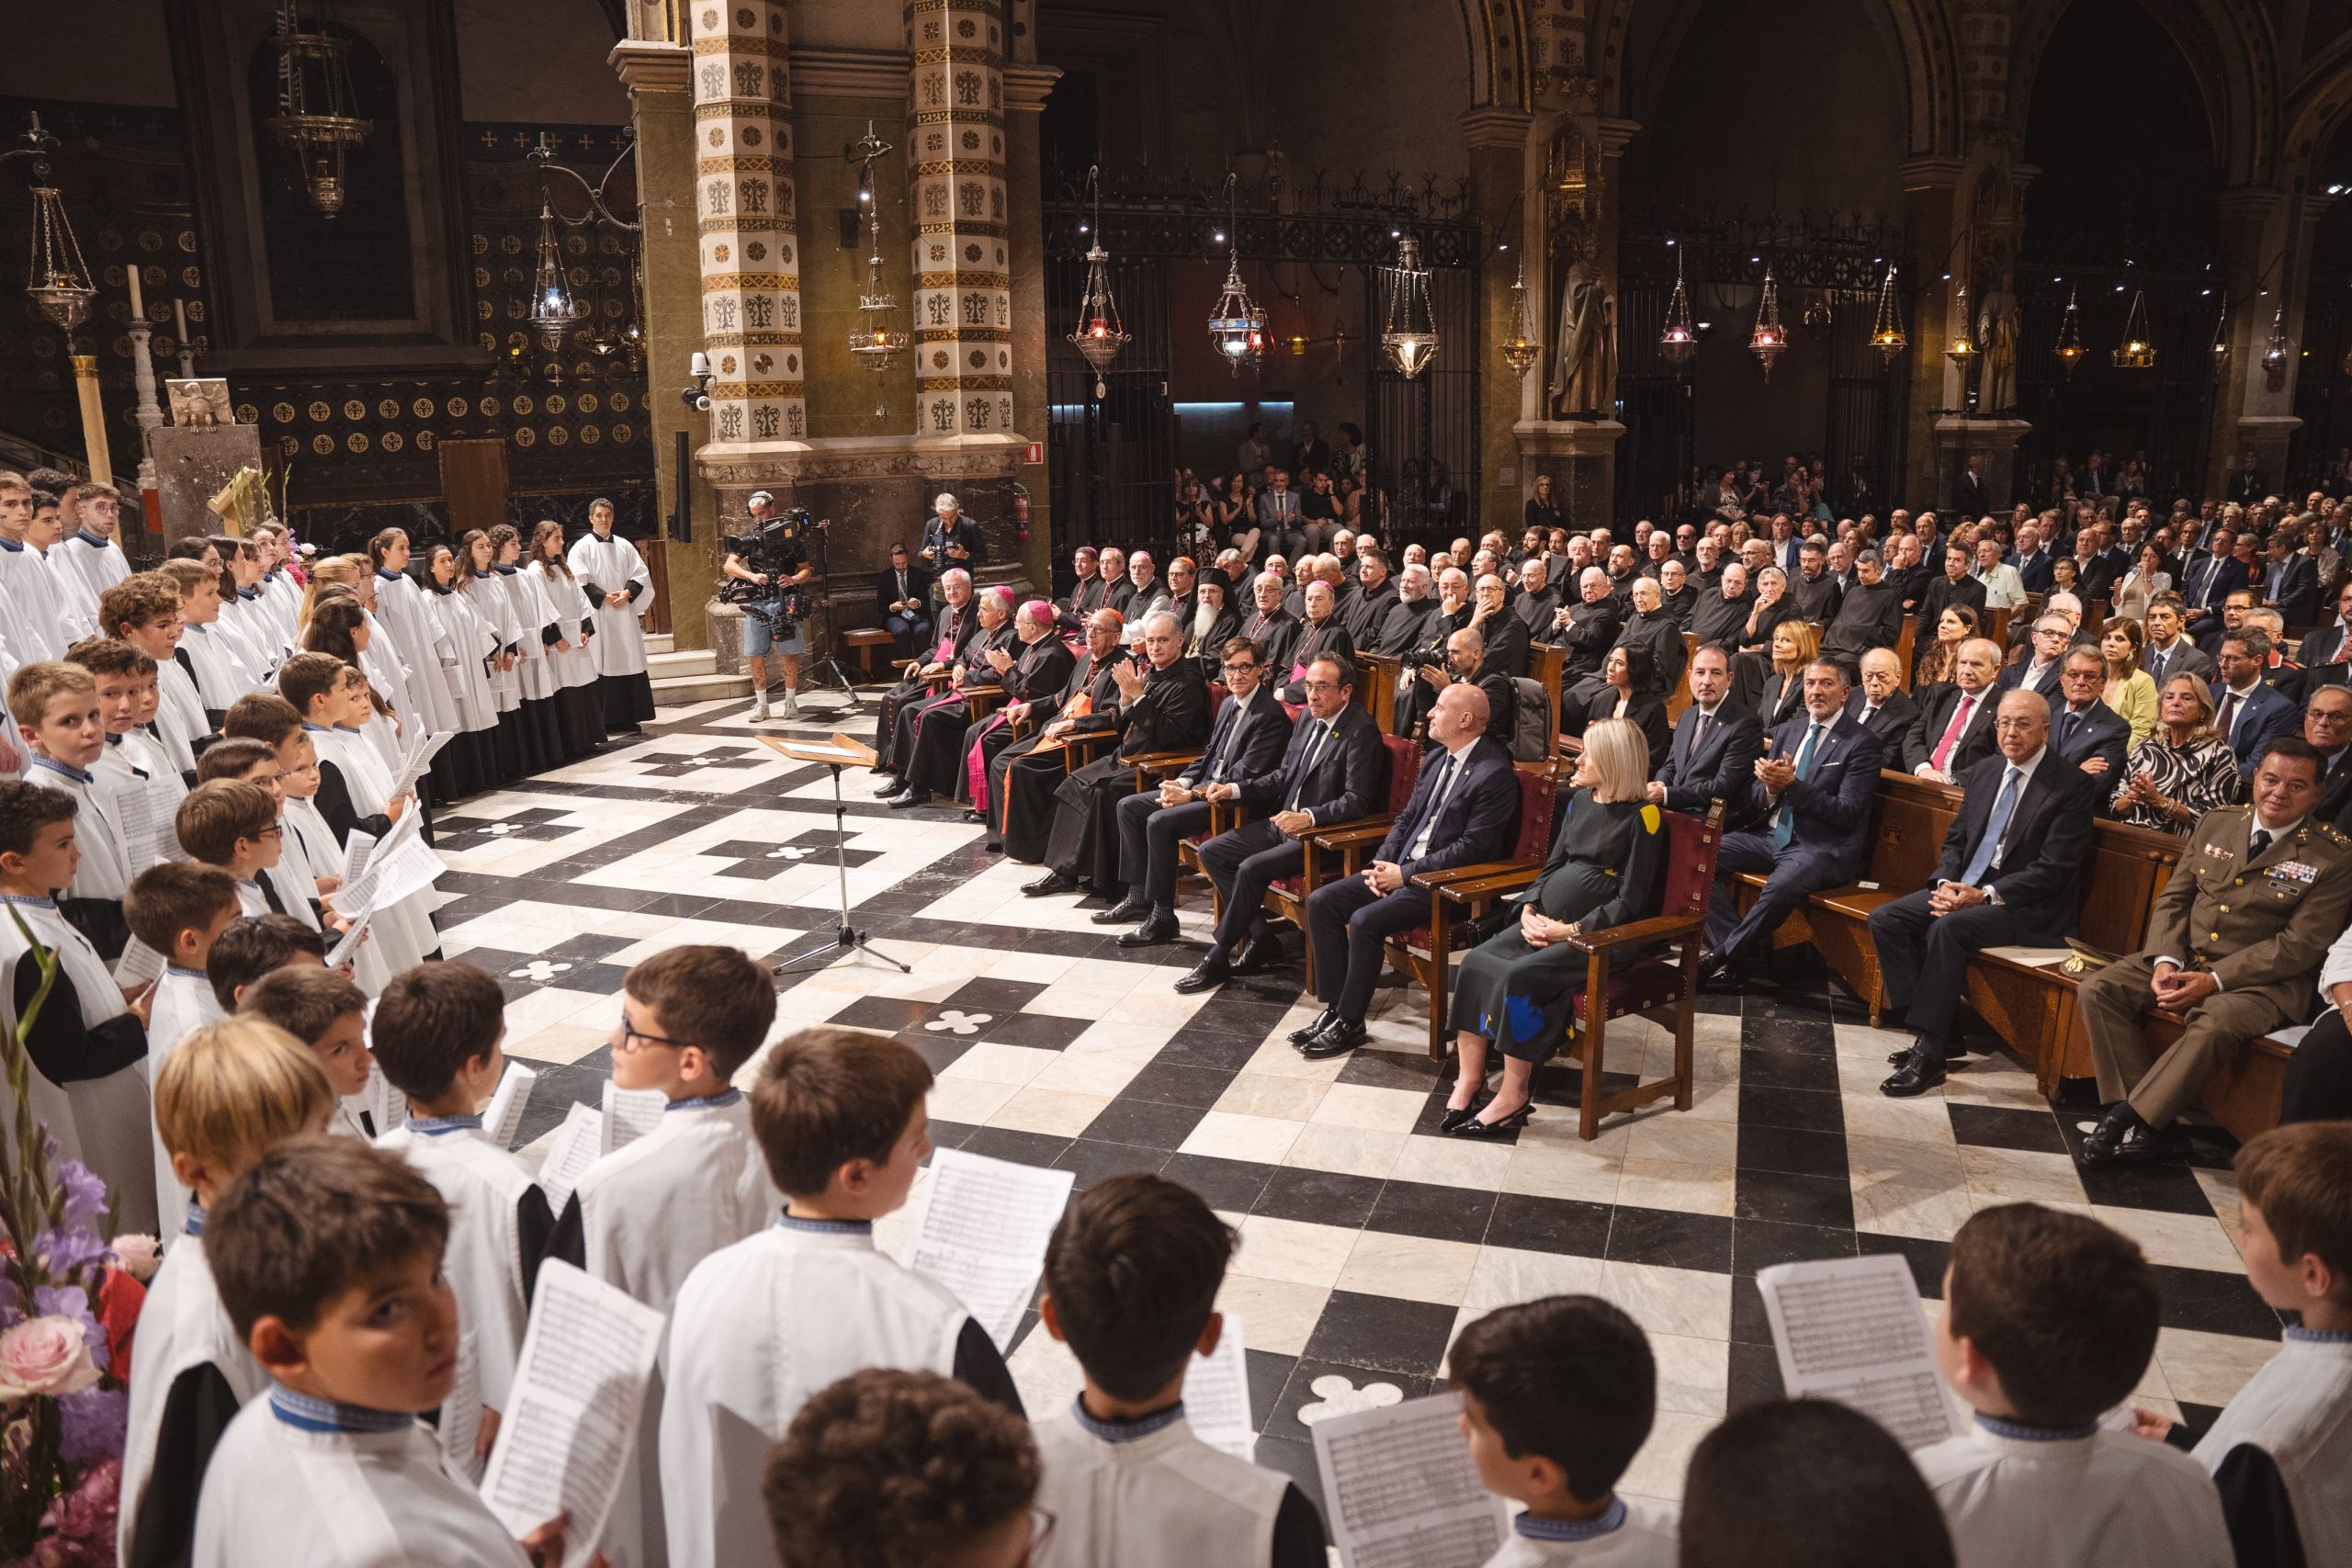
480, 1260, 667, 1568
1182, 1316, 1253, 1461
900, 1147, 1074, 1349
360, 1055, 408, 1134
1311, 1392, 1507, 1568
340, 826, 379, 888
322, 897, 374, 972
113, 935, 164, 989
598, 1081, 665, 1156
387, 730, 457, 801
537, 1102, 604, 1212
483, 1061, 537, 1150
332, 831, 445, 915
1756, 1253, 1959, 1450
111, 779, 166, 866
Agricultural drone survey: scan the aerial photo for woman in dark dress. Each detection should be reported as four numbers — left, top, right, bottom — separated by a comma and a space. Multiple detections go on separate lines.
1525, 473, 1563, 535
1579, 643, 1671, 773
1442, 717, 1667, 1137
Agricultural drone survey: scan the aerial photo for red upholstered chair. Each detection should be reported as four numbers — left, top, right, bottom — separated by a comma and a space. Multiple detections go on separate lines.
1261, 734, 1414, 993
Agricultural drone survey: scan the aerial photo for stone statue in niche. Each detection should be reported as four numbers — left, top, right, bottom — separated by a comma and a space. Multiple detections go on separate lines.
1975, 251, 2022, 414
1549, 259, 1616, 420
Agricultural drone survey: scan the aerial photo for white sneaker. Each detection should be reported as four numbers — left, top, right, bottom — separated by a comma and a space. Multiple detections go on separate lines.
751, 691, 770, 722
781, 693, 802, 720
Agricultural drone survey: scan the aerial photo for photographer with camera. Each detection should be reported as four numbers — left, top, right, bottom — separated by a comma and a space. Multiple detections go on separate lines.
918, 492, 986, 593
724, 490, 815, 722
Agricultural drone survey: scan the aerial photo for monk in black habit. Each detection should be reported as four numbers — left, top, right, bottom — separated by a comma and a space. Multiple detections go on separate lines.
989, 608, 1129, 853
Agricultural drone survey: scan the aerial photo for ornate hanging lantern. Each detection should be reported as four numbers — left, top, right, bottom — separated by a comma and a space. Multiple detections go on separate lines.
1066, 165, 1128, 398
1381, 233, 1439, 379
2262, 306, 2290, 389
1659, 243, 1695, 365
5, 115, 94, 332
526, 198, 583, 353
845, 126, 907, 376
1749, 263, 1785, 381
1498, 258, 1541, 379
2210, 296, 2231, 381
264, 0, 372, 218
2055, 284, 2085, 374
1206, 175, 1264, 372
1945, 282, 1977, 367
1870, 263, 1906, 362
2112, 288, 2154, 369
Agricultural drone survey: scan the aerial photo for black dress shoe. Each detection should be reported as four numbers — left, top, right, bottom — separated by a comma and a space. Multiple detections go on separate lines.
2080, 1104, 2185, 1168
1231, 935, 1283, 976
1299, 1019, 1369, 1059
1698, 955, 1742, 993
870, 774, 901, 796
1172, 955, 1230, 995
1092, 896, 1149, 926
885, 787, 929, 809
961, 808, 986, 825
1288, 1007, 1340, 1045
983, 838, 1003, 852
1117, 914, 1180, 948
1879, 1052, 1946, 1098
1886, 1036, 1951, 1067
1023, 872, 1078, 897
1450, 1100, 1533, 1138
1438, 1100, 1483, 1134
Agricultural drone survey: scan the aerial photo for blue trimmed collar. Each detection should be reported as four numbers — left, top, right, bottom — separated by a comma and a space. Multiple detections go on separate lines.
494, 563, 519, 576
300, 722, 334, 734
74, 530, 110, 550
0, 536, 21, 552
375, 569, 403, 582
408, 1114, 483, 1138
666, 1088, 742, 1113
268, 1386, 414, 1435
28, 756, 94, 785
238, 586, 259, 602
1070, 1396, 1185, 1444
1515, 1499, 1627, 1542
166, 964, 208, 981
1974, 1413, 2098, 1442
775, 1213, 871, 1236
0, 893, 56, 910
184, 1201, 205, 1236
2285, 1326, 2352, 1344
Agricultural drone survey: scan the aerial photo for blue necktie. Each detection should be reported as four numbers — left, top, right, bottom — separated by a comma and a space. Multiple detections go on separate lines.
1771, 724, 1824, 849
1961, 765, 2023, 886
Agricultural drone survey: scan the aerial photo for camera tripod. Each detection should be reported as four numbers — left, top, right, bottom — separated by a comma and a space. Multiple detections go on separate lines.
782, 524, 860, 709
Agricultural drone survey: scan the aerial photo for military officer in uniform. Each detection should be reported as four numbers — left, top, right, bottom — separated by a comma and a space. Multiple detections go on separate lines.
2075, 737, 2352, 1166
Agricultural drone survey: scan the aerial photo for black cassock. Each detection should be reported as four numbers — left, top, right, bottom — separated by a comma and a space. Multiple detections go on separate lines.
893, 622, 1018, 793
991, 651, 1128, 847
909, 633, 1075, 800
1041, 660, 1214, 888
874, 600, 982, 772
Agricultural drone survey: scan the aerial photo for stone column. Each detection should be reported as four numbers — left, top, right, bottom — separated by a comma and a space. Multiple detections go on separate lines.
2208, 186, 2325, 498
1462, 107, 1533, 541
1003, 62, 1057, 593
906, 0, 1014, 444
1898, 157, 1962, 509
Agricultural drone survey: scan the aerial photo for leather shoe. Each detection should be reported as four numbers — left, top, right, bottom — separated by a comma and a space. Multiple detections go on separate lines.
1172, 955, 1230, 995
1288, 1007, 1340, 1045
1450, 1100, 1533, 1138
1231, 935, 1283, 976
1092, 896, 1149, 926
1888, 1038, 1970, 1066
1697, 954, 1743, 993
1438, 1100, 1482, 1134
1116, 914, 1180, 948
1879, 1052, 1946, 1098
2079, 1104, 2184, 1168
1023, 872, 1078, 897
885, 787, 929, 809
1299, 1019, 1369, 1059
870, 774, 901, 796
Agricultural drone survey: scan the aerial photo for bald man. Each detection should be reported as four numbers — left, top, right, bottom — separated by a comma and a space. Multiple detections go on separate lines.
1293, 682, 1522, 1056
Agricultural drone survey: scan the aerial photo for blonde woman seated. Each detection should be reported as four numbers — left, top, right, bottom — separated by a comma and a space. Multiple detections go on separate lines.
2109, 673, 2240, 833
2098, 615, 2157, 750
1753, 619, 1819, 731
1439, 718, 1667, 1139
1910, 604, 1982, 692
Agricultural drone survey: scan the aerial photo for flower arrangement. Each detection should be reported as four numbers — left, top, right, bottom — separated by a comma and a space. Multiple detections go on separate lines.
1, 907, 146, 1566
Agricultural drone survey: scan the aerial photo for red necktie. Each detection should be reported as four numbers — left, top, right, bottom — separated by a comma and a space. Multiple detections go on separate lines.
1932, 692, 1975, 773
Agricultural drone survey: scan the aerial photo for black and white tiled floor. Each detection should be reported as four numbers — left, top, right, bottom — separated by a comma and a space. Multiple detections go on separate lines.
437, 689, 2288, 1516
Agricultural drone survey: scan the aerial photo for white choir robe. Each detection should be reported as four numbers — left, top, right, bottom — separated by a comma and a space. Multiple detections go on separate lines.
1476, 1502, 1679, 1567
147, 967, 226, 1243
119, 726, 190, 821
567, 531, 654, 678
424, 586, 503, 739
62, 528, 130, 599
303, 728, 437, 974
461, 573, 525, 714
279, 794, 392, 994
177, 624, 247, 714
119, 1229, 268, 1568
372, 570, 461, 739
554, 1095, 776, 1568
191, 1397, 533, 1568
498, 566, 561, 704
24, 757, 132, 903
0, 538, 68, 659
0, 626, 21, 782
2191, 1328, 2352, 1568
92, 738, 171, 868
1032, 1403, 1310, 1568
153, 660, 209, 770
0, 895, 156, 1233
530, 562, 603, 698
1915, 1415, 2233, 1568
659, 1219, 977, 1568
211, 592, 274, 683
40, 547, 100, 644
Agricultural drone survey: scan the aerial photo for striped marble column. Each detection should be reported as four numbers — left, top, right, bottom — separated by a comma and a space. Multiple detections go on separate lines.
906, 0, 1013, 441
690, 0, 804, 447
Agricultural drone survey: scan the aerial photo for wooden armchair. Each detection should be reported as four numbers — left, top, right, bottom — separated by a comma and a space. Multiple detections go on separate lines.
1259, 734, 1416, 993
1366, 768, 1560, 1057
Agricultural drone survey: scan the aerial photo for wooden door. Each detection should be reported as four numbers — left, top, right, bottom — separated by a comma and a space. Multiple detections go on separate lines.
437, 438, 508, 539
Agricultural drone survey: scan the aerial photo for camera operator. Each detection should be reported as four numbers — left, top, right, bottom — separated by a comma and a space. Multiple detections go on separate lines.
725, 489, 815, 722
918, 491, 986, 595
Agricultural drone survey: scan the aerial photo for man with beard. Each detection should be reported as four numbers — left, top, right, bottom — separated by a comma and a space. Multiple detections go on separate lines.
1339, 547, 1397, 648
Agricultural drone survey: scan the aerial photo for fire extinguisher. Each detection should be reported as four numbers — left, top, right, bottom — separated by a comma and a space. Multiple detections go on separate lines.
1012, 482, 1031, 544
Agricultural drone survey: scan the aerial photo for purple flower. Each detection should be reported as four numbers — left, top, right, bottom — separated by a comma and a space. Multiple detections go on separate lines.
55, 1387, 128, 1463
33, 1225, 110, 1284
53, 1162, 107, 1229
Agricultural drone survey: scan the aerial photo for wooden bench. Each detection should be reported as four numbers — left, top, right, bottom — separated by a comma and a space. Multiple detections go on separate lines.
843, 627, 897, 682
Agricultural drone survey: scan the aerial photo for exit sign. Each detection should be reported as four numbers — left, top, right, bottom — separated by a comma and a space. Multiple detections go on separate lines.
1023, 440, 1044, 466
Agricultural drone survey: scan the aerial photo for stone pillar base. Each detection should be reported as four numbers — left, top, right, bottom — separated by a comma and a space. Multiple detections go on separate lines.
1933, 416, 2034, 514
706, 599, 746, 675
2235, 414, 2302, 498
148, 423, 266, 550
1514, 420, 1626, 528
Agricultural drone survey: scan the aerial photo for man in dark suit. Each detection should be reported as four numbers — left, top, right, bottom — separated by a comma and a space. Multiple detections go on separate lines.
1055, 544, 1104, 635
873, 543, 936, 659
1421, 626, 1516, 761
1700, 660, 1888, 987
2230, 452, 2268, 506
1099, 636, 1294, 946
2212, 630, 2300, 767
1817, 549, 1905, 673
1277, 581, 1355, 703
1998, 613, 2073, 703
1845, 648, 1919, 750
1467, 573, 1529, 681
1647, 644, 1762, 814
2261, 533, 2321, 628
2048, 649, 2132, 788
1176, 654, 1388, 992
1024, 612, 1213, 897
2179, 530, 2249, 646
1953, 455, 1993, 521
2296, 581, 2352, 685
2140, 597, 2216, 687
1293, 683, 1521, 1055
1873, 688, 2098, 1093
1903, 638, 2005, 783
2009, 520, 2055, 594
1915, 543, 1988, 635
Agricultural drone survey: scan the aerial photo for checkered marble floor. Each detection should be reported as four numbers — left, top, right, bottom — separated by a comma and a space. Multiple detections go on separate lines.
435, 687, 2289, 1517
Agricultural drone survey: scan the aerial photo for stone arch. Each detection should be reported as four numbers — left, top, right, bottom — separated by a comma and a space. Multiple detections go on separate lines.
2011, 0, 2276, 185
2279, 39, 2352, 187
1456, 0, 1535, 110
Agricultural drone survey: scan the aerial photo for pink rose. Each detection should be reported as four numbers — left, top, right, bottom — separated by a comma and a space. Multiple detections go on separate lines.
107, 1235, 160, 1284
0, 1316, 100, 1400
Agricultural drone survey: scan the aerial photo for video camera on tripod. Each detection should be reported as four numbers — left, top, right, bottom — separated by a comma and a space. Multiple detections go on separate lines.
720, 508, 825, 627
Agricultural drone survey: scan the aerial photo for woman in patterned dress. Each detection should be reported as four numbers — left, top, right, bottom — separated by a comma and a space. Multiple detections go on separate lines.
2109, 674, 2240, 834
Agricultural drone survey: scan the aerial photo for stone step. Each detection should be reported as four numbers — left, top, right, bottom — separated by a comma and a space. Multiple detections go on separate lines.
649, 647, 717, 679
652, 671, 752, 706
645, 633, 675, 656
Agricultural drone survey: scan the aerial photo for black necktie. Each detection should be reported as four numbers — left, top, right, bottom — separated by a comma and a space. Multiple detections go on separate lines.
2251, 828, 2272, 859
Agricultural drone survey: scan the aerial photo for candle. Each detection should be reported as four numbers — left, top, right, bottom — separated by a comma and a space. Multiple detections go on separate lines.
174, 299, 187, 344
127, 265, 142, 320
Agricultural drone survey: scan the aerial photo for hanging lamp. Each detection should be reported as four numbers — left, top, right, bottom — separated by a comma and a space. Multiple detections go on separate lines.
2055, 283, 2085, 374
1945, 282, 1977, 367
2210, 295, 2231, 381
2262, 306, 2290, 387
526, 197, 583, 353
1870, 263, 1906, 362
264, 0, 372, 218
1660, 242, 1696, 365
845, 124, 907, 376
1206, 174, 1265, 372
1498, 257, 1541, 378
1066, 164, 1129, 399
1749, 263, 1785, 380
1381, 232, 1439, 378
2112, 288, 2154, 369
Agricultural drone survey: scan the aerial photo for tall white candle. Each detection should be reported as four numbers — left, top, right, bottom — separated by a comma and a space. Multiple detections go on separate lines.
174, 298, 187, 343
127, 265, 142, 319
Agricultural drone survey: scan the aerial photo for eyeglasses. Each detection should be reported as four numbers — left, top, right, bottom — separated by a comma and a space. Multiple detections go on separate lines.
1220, 661, 1258, 674
610, 1019, 689, 1055
1993, 718, 2041, 732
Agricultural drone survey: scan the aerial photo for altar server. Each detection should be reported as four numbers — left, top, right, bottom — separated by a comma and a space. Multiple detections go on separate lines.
568, 496, 657, 732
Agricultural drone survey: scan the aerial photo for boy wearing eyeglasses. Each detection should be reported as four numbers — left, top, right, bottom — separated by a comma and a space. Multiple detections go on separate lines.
541, 943, 779, 1568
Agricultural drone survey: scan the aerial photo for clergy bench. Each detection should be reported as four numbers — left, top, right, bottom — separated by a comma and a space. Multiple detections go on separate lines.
843, 627, 897, 682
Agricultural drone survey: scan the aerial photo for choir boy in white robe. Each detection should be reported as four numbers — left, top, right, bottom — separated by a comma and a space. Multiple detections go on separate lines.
1915, 1203, 2233, 1568
368, 529, 467, 790
529, 519, 605, 756
493, 525, 568, 768
423, 542, 508, 792
660, 1029, 1021, 1568
0, 473, 66, 662
279, 654, 436, 974
102, 572, 207, 777
368, 962, 553, 1476
118, 653, 192, 826
159, 559, 248, 722
237, 965, 379, 1145
179, 768, 327, 938
208, 537, 276, 682
2125, 1124, 2352, 1568
567, 497, 657, 732
59, 479, 131, 600
537, 946, 779, 1568
121, 1020, 336, 1568
1032, 1173, 1329, 1568
123, 861, 243, 1241
9, 660, 135, 957
459, 529, 537, 768
0, 782, 154, 1231
190, 1139, 578, 1568
28, 491, 99, 647
74, 637, 181, 871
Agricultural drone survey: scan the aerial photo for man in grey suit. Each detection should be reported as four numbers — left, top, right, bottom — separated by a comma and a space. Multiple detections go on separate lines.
2139, 595, 2215, 686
